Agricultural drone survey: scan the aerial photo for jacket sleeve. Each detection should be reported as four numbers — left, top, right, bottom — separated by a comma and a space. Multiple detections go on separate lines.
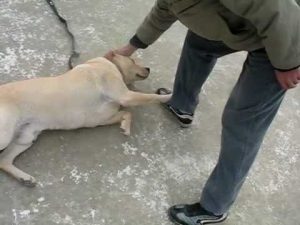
220, 0, 300, 70
133, 0, 177, 48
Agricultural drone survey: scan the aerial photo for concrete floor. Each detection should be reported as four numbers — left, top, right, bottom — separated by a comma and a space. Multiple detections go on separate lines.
0, 1, 299, 225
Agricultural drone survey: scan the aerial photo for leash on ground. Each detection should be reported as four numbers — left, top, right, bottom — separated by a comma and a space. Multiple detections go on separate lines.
45, 0, 80, 69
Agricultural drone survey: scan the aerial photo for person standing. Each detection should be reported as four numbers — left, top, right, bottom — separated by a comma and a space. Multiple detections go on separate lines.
107, 0, 300, 224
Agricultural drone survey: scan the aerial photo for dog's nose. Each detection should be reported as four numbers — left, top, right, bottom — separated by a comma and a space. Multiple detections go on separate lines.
145, 67, 150, 73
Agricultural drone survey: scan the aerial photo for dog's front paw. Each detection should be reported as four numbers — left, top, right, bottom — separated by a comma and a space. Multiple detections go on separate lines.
19, 176, 37, 188
159, 94, 172, 103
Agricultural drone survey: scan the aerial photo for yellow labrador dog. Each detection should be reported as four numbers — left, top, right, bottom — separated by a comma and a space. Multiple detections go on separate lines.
0, 53, 171, 187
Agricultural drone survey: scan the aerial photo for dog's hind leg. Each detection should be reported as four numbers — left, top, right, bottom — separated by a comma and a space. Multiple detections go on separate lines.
0, 133, 12, 153
101, 111, 132, 136
0, 108, 17, 152
0, 124, 41, 187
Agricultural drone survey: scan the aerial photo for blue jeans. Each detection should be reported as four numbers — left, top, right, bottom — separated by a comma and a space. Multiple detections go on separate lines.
169, 31, 286, 215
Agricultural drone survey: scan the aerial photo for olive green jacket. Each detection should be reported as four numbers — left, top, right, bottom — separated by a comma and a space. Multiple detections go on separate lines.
134, 0, 300, 70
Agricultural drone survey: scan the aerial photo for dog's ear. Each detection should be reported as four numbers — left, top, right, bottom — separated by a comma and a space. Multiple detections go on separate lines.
104, 51, 116, 61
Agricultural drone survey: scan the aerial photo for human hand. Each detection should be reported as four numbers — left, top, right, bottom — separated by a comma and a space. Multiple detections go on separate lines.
104, 44, 138, 59
275, 68, 300, 90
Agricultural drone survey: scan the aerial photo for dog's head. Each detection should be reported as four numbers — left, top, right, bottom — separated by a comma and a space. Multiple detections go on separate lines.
105, 51, 150, 84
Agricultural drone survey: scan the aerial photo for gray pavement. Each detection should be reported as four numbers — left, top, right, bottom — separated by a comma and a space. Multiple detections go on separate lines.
0, 1, 299, 225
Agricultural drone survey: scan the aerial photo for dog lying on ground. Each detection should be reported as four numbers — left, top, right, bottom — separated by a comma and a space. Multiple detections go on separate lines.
0, 52, 171, 187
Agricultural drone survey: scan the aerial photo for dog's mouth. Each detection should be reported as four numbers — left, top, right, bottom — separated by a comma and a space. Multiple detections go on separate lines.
136, 73, 148, 79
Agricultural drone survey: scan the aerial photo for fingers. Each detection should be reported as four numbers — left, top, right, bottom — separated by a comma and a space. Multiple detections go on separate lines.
281, 80, 289, 90
281, 76, 297, 89
286, 79, 297, 89
104, 46, 134, 60
104, 51, 115, 60
276, 73, 288, 89
275, 69, 300, 90
107, 44, 138, 57
292, 76, 300, 86
288, 71, 300, 89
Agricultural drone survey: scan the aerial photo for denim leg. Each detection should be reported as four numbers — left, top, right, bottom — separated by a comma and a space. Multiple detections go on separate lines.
200, 49, 286, 215
169, 31, 234, 114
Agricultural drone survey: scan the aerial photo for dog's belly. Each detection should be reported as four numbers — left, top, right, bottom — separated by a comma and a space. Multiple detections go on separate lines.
41, 102, 120, 130
81, 102, 121, 128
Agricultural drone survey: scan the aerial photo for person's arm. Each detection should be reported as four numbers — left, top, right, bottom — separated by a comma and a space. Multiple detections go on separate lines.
220, 0, 300, 72
130, 0, 177, 49
106, 0, 177, 57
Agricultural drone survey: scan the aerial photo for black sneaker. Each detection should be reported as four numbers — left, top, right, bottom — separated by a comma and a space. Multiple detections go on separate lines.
156, 88, 193, 128
168, 203, 228, 225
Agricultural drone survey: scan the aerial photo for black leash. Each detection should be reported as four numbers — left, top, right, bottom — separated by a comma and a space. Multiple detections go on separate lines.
45, 0, 80, 69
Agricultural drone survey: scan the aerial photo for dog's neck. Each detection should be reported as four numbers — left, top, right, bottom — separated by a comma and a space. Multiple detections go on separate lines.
111, 59, 130, 85
103, 54, 132, 85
